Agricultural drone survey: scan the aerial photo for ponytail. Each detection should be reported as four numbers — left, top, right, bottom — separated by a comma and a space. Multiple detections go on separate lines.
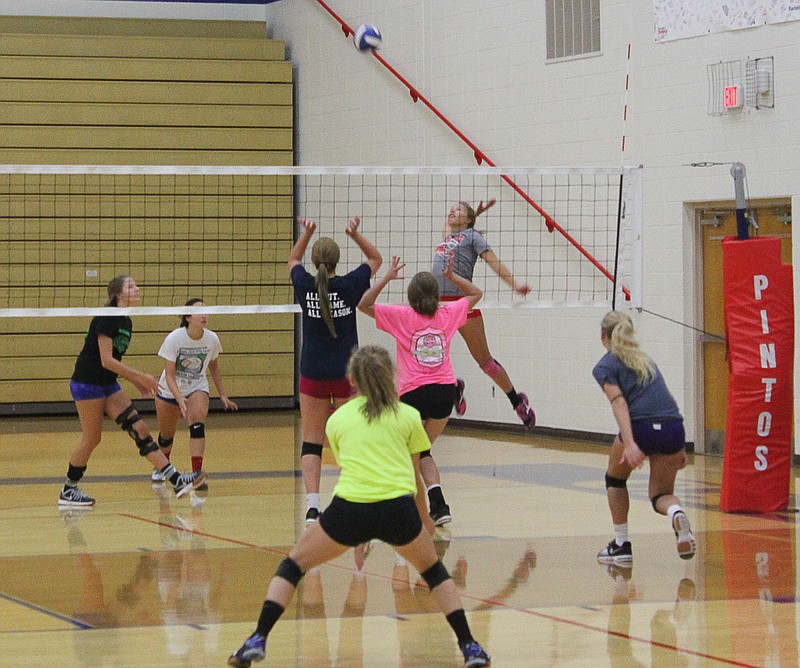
601, 311, 655, 384
311, 237, 340, 339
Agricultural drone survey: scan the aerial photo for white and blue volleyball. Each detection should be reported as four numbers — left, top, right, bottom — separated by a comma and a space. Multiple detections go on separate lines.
353, 24, 382, 51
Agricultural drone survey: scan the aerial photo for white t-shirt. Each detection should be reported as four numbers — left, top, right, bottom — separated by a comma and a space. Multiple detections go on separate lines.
157, 327, 222, 399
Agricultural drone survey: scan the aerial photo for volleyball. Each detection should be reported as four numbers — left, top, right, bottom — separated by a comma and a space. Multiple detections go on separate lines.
353, 24, 381, 51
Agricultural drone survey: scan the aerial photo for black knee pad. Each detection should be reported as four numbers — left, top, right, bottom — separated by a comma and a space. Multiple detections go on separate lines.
158, 434, 174, 450
421, 560, 450, 591
115, 404, 140, 434
651, 493, 669, 512
115, 406, 157, 456
275, 557, 305, 587
605, 473, 628, 489
419, 449, 432, 460
189, 422, 205, 439
301, 441, 323, 458
136, 435, 159, 457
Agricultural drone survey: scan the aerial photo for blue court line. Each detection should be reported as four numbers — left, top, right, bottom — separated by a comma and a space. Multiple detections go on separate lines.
0, 592, 92, 629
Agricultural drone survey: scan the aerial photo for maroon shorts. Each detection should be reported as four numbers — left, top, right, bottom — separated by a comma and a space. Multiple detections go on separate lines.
299, 375, 354, 400
440, 295, 482, 320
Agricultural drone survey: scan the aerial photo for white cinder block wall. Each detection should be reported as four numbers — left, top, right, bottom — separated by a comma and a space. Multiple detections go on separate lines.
5, 1, 800, 451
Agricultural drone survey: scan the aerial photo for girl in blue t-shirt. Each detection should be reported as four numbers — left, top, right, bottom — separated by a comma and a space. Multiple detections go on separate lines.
593, 310, 696, 566
288, 217, 382, 524
431, 198, 536, 429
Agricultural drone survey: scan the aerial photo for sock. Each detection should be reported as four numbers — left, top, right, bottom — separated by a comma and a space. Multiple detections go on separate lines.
160, 463, 180, 485
191, 456, 203, 473
427, 484, 446, 508
65, 463, 87, 487
667, 504, 682, 521
445, 609, 474, 645
614, 523, 629, 546
306, 493, 321, 511
255, 599, 285, 637
506, 389, 521, 407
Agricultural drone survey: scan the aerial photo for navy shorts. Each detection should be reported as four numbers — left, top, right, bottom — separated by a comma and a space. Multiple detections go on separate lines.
70, 380, 123, 401
319, 494, 422, 547
629, 418, 685, 456
401, 384, 457, 420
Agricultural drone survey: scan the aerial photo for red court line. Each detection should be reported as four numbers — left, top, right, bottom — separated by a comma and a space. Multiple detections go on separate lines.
122, 512, 753, 666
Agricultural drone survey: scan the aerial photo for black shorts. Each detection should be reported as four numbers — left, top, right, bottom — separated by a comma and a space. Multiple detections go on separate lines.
318, 494, 422, 547
400, 384, 457, 420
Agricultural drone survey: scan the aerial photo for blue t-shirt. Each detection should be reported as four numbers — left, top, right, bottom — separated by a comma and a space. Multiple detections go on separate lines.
432, 228, 491, 296
291, 263, 372, 380
592, 351, 682, 422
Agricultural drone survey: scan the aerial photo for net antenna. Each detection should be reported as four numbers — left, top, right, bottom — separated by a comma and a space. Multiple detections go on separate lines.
0, 165, 642, 317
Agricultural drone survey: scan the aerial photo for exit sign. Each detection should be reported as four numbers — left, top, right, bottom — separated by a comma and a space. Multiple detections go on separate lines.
724, 84, 743, 109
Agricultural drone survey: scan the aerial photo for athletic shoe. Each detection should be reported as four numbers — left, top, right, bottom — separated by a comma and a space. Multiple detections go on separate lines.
454, 378, 467, 416
173, 470, 208, 499
151, 468, 166, 483
228, 632, 266, 668
672, 511, 696, 560
460, 640, 491, 667
189, 490, 207, 508
58, 485, 96, 507
305, 507, 320, 524
514, 393, 536, 429
430, 503, 452, 527
597, 539, 632, 564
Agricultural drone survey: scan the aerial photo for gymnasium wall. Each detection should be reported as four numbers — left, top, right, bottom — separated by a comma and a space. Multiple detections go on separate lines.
260, 0, 800, 450
0, 15, 295, 410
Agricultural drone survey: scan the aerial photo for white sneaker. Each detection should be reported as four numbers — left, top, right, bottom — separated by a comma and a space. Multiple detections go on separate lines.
672, 511, 696, 560
151, 468, 166, 483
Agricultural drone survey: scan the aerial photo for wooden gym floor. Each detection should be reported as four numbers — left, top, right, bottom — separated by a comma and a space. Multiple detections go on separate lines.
0, 410, 796, 667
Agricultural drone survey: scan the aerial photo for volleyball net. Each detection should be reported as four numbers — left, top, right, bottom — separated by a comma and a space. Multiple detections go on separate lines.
0, 165, 642, 316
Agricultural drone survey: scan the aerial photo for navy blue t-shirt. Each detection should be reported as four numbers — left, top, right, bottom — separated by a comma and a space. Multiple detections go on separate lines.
291, 263, 372, 380
71, 315, 132, 385
592, 351, 682, 422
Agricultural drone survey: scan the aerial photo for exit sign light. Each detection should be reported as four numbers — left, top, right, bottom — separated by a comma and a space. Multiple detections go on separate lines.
724, 84, 743, 109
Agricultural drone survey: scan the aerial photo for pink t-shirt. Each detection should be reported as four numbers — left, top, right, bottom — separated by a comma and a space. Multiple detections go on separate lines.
374, 299, 469, 396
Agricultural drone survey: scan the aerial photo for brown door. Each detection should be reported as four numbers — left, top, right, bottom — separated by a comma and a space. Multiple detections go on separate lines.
701, 204, 792, 453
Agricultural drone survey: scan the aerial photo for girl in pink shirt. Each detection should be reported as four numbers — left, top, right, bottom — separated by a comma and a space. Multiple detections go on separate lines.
359, 256, 482, 527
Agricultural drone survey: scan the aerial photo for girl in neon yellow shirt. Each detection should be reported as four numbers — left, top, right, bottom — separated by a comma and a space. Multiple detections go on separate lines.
228, 345, 490, 668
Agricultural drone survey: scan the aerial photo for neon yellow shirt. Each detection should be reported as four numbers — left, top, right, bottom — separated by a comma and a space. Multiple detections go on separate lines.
325, 395, 431, 503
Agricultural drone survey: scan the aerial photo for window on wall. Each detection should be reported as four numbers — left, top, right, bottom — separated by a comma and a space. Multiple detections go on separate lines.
546, 0, 601, 61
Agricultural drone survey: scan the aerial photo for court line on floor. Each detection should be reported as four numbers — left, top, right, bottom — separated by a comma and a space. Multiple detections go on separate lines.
120, 511, 754, 667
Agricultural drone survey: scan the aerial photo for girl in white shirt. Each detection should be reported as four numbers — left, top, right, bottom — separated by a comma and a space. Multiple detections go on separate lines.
151, 298, 238, 487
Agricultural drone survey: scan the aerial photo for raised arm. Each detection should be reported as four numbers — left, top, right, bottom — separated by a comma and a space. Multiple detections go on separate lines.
357, 255, 405, 318
480, 249, 532, 296
345, 217, 382, 276
442, 257, 482, 309
288, 218, 316, 271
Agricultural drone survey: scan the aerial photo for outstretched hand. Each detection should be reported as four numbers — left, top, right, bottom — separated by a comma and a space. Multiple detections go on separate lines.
475, 198, 497, 217
383, 255, 406, 281
345, 217, 361, 237
297, 218, 317, 235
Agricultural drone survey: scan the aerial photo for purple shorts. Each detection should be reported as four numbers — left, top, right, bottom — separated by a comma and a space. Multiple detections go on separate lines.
628, 418, 685, 456
70, 380, 123, 401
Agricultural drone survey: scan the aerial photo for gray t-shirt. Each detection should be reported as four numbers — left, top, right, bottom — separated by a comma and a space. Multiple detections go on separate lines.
432, 228, 491, 296
592, 351, 682, 422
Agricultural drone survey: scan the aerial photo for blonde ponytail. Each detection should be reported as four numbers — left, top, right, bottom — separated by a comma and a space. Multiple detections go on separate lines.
601, 311, 655, 384
347, 345, 398, 422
